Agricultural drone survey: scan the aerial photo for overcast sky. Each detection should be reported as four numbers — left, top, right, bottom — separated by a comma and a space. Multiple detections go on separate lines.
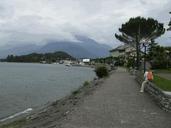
0, 0, 170, 48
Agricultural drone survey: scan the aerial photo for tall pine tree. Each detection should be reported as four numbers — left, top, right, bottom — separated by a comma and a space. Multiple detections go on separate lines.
115, 17, 165, 69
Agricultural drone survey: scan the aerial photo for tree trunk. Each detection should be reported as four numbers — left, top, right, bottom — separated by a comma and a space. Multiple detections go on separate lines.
136, 34, 140, 70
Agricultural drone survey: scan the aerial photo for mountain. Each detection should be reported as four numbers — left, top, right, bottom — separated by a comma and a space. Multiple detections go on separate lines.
0, 44, 39, 58
0, 35, 111, 59
75, 35, 111, 58
39, 35, 111, 58
38, 41, 93, 58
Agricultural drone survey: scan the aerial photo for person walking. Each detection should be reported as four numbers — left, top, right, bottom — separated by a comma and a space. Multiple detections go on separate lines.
140, 69, 153, 92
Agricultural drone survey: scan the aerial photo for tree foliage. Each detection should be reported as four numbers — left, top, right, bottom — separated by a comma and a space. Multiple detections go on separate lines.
147, 45, 171, 69
115, 17, 165, 46
4, 51, 75, 63
115, 17, 165, 69
168, 12, 171, 31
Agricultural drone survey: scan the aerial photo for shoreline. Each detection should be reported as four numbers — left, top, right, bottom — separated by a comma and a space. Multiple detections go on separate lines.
0, 62, 94, 68
0, 108, 33, 122
0, 76, 106, 128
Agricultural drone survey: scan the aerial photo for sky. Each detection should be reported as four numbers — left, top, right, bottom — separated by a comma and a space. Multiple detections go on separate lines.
0, 0, 170, 48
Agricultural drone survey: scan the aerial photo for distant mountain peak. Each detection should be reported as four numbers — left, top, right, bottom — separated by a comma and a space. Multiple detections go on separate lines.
0, 35, 112, 59
75, 35, 97, 44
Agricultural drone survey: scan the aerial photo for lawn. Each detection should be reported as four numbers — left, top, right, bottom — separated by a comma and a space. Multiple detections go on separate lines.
153, 75, 171, 92
154, 68, 171, 73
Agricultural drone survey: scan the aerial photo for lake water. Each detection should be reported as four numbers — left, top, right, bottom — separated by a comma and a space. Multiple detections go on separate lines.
0, 63, 95, 120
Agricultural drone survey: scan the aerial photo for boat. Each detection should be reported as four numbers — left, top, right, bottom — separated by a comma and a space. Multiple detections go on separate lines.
65, 63, 71, 67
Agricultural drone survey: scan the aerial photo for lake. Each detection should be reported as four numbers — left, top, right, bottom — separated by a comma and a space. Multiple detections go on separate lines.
0, 63, 95, 120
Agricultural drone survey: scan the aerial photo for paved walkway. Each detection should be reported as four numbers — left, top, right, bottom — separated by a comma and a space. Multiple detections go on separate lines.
59, 68, 171, 128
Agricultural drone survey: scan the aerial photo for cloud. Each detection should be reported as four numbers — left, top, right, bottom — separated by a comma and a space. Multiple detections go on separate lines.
0, 0, 170, 47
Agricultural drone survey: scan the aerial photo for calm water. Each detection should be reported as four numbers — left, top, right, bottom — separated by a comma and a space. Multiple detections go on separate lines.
0, 63, 95, 120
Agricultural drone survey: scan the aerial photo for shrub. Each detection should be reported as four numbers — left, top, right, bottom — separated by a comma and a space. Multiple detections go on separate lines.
126, 57, 136, 68
83, 81, 90, 87
95, 66, 109, 78
72, 90, 79, 95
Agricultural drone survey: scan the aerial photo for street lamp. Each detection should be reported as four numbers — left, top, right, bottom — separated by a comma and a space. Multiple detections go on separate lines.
166, 50, 170, 68
140, 40, 151, 73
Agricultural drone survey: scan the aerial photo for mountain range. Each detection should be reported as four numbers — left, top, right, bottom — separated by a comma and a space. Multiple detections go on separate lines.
0, 35, 111, 59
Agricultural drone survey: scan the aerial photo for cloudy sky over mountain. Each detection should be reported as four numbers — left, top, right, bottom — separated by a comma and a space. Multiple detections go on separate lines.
0, 0, 170, 48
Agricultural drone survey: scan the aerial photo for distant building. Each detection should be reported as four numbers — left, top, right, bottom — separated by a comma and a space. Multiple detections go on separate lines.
110, 45, 126, 57
109, 45, 136, 66
110, 45, 136, 58
82, 59, 90, 63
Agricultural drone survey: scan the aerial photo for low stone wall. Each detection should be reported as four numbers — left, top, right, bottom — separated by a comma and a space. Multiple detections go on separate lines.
145, 82, 171, 112
135, 72, 171, 112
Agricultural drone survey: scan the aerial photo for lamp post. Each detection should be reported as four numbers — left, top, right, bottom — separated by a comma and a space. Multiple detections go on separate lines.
166, 50, 170, 68
143, 43, 147, 73
141, 40, 150, 73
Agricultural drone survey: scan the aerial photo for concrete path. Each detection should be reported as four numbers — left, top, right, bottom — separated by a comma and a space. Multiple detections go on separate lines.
59, 68, 171, 128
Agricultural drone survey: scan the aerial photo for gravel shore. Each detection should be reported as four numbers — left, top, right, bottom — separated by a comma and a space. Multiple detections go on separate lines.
0, 76, 104, 128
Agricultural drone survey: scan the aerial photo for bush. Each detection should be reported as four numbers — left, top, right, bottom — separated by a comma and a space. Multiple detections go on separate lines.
72, 90, 79, 95
95, 66, 109, 78
126, 57, 136, 68
83, 81, 90, 87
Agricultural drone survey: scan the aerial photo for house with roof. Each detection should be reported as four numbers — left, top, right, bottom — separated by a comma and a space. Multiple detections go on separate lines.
109, 45, 136, 58
109, 45, 136, 66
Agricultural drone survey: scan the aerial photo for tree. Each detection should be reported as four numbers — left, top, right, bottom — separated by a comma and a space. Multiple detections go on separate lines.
147, 45, 170, 69
115, 17, 165, 69
147, 40, 158, 60
5, 51, 75, 63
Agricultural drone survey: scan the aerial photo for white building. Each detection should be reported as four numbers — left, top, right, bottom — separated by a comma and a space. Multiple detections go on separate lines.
110, 45, 135, 58
110, 45, 136, 63
82, 59, 90, 63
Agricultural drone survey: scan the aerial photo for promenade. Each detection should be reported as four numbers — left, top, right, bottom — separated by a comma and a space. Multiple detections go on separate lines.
58, 68, 171, 128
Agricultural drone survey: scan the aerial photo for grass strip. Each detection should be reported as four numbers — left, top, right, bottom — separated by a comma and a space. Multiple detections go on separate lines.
153, 75, 171, 91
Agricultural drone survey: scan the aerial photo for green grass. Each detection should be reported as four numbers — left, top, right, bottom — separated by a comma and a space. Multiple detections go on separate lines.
154, 68, 171, 73
153, 75, 171, 91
